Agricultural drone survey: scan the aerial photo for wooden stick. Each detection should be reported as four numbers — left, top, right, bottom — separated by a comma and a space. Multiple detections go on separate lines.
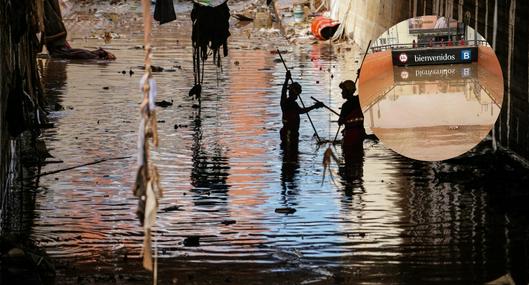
310, 96, 339, 116
332, 125, 341, 143
354, 40, 372, 84
28, 156, 132, 179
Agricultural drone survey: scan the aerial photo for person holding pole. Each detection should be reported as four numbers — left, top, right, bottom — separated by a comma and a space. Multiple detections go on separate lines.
338, 80, 365, 161
280, 70, 324, 145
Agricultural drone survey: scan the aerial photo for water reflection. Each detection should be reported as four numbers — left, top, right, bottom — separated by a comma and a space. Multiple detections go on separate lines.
27, 6, 528, 284
338, 148, 365, 196
190, 107, 231, 208
362, 63, 501, 161
280, 131, 300, 204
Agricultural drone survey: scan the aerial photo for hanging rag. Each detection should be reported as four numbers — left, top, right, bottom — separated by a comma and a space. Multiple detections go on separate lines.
189, 0, 230, 99
154, 0, 176, 25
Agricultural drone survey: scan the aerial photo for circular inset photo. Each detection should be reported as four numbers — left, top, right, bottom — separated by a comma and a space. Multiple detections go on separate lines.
358, 15, 503, 161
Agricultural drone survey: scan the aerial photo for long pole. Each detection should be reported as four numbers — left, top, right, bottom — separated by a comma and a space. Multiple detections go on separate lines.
331, 40, 372, 145
355, 40, 371, 84
310, 96, 339, 116
277, 49, 321, 142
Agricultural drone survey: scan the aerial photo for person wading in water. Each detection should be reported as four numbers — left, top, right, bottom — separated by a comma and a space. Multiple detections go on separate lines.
280, 70, 323, 145
338, 80, 365, 162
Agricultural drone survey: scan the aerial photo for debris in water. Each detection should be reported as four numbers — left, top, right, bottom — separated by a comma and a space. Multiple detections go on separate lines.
322, 146, 340, 185
151, 65, 164, 72
155, 100, 173, 107
275, 207, 296, 214
189, 84, 202, 99
233, 13, 253, 21
161, 205, 183, 212
270, 50, 288, 54
221, 220, 236, 225
183, 236, 200, 247
129, 69, 134, 76
102, 86, 109, 90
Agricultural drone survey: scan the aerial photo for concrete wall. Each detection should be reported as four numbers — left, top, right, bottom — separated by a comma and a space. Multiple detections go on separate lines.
331, 0, 410, 49
338, 0, 529, 162
416, 0, 529, 162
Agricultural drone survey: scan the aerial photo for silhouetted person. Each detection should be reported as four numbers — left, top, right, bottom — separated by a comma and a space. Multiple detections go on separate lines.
280, 70, 323, 144
337, 80, 365, 192
44, 0, 116, 60
338, 80, 365, 163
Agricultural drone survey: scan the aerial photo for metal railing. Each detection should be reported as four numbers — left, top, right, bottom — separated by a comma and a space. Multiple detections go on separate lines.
370, 40, 489, 53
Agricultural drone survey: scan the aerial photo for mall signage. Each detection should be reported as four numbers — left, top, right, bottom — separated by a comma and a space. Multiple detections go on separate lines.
392, 46, 478, 66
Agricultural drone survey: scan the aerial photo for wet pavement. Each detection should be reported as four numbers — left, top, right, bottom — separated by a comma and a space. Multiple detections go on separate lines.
23, 1, 529, 284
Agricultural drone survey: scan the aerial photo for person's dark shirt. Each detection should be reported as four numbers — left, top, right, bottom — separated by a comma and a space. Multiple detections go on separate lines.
339, 100, 354, 122
281, 98, 302, 130
339, 96, 363, 129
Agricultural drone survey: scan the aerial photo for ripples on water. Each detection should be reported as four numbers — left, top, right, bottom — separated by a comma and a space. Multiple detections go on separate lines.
30, 6, 528, 285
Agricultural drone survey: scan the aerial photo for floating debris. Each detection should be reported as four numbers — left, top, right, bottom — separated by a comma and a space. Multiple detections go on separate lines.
161, 205, 183, 212
274, 207, 296, 214
183, 236, 200, 247
155, 100, 173, 107
232, 13, 253, 21
221, 220, 236, 225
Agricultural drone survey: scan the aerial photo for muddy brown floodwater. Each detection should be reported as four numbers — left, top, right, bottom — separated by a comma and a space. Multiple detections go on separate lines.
25, 2, 529, 284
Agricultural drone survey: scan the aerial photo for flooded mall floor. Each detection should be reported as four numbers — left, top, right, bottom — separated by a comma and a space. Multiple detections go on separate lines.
23, 2, 529, 284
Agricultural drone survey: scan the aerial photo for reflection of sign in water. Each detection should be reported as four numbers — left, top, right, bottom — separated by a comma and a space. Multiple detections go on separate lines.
392, 47, 478, 66
393, 64, 477, 82
415, 68, 455, 77
462, 67, 471, 77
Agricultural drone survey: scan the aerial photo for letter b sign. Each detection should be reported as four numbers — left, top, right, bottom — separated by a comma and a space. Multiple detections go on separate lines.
461, 49, 471, 61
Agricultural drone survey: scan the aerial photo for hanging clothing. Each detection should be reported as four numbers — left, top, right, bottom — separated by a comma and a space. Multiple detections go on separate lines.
154, 0, 176, 25
191, 1, 231, 64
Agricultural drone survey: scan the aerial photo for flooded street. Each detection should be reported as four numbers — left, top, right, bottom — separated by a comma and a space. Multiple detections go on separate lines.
27, 2, 529, 284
